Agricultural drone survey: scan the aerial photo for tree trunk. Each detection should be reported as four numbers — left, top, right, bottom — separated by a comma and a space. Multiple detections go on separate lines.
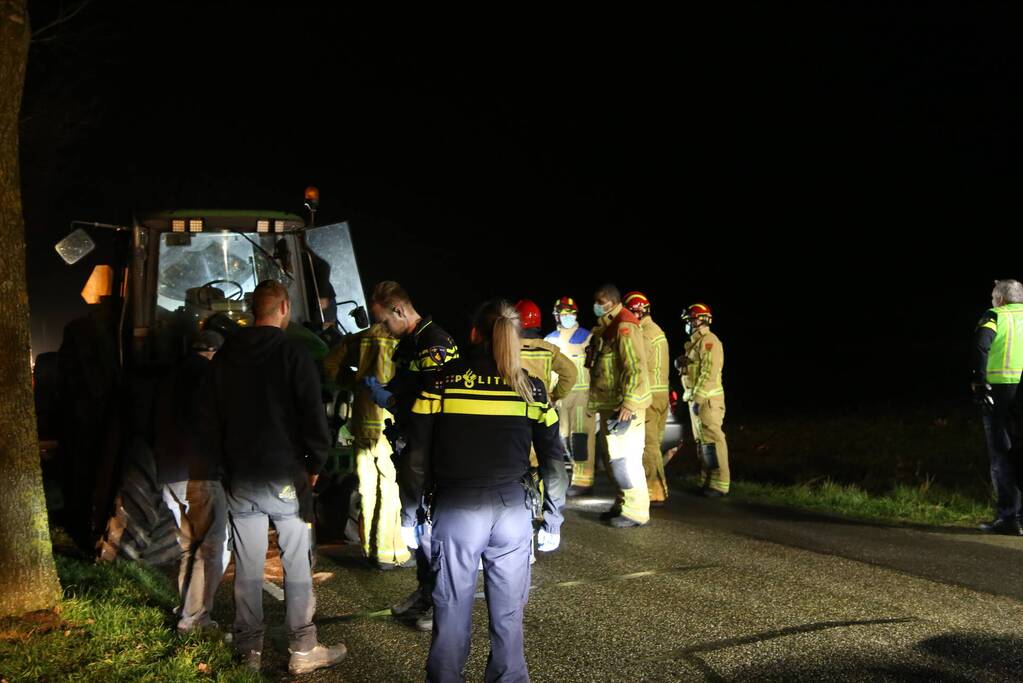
0, 0, 61, 617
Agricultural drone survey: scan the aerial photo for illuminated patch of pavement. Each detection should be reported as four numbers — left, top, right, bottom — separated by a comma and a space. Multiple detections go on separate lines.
261, 580, 284, 602
209, 484, 1023, 681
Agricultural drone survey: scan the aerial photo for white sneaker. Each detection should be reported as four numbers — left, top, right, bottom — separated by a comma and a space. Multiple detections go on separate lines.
288, 642, 348, 675
241, 649, 261, 672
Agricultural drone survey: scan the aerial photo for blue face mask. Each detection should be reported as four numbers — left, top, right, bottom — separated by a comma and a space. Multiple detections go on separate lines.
559, 314, 577, 329
593, 303, 607, 318
684, 322, 693, 336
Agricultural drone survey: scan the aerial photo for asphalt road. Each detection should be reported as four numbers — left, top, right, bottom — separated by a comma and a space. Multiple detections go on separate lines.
219, 485, 1023, 682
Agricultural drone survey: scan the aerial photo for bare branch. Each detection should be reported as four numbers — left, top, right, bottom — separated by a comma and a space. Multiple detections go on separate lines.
31, 0, 93, 40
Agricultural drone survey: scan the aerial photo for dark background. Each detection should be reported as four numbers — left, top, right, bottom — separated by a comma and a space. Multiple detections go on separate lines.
19, 2, 1022, 414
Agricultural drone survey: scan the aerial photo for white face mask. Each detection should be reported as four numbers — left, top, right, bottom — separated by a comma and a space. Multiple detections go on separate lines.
559, 314, 577, 329
684, 322, 693, 336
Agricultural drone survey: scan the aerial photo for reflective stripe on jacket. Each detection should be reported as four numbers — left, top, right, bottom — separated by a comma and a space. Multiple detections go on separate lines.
986, 304, 1023, 384
587, 303, 651, 412
684, 326, 724, 400
640, 316, 670, 395
520, 338, 578, 403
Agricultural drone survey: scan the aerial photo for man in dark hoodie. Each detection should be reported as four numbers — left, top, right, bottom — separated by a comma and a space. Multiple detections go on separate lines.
156, 329, 229, 635
202, 280, 346, 676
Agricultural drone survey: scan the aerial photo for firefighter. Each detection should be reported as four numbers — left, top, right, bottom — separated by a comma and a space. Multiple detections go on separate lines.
544, 296, 597, 495
974, 280, 1023, 534
623, 291, 671, 505
515, 299, 575, 555
405, 300, 567, 682
363, 281, 459, 631
324, 323, 412, 568
516, 299, 578, 405
587, 284, 652, 527
681, 303, 729, 497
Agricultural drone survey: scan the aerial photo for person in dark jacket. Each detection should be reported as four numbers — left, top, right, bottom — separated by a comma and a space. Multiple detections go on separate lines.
156, 329, 228, 634
363, 280, 460, 631
201, 280, 345, 676
406, 300, 568, 683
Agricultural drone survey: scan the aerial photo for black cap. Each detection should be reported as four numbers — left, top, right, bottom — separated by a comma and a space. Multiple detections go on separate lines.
192, 330, 225, 352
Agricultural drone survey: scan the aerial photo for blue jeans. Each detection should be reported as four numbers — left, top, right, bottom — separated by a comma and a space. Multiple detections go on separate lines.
983, 384, 1021, 520
426, 484, 533, 683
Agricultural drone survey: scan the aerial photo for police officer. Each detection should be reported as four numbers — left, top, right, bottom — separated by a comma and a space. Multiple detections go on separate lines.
681, 303, 729, 497
405, 300, 568, 682
588, 284, 652, 527
544, 296, 596, 495
362, 281, 460, 630
974, 279, 1023, 534
623, 292, 671, 505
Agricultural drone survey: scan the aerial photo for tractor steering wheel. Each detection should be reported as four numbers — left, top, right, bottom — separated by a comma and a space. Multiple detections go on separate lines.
199, 279, 245, 301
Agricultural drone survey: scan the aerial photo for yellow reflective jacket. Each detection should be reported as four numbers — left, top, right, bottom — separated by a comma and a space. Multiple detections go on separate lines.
520, 338, 578, 403
640, 316, 670, 396
587, 303, 651, 412
683, 326, 724, 400
323, 323, 398, 441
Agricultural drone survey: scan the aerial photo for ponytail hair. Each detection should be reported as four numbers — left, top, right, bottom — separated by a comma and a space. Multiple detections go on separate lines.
473, 300, 535, 404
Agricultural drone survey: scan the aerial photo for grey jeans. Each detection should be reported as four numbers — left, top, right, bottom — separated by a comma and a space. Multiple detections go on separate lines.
226, 479, 317, 653
162, 480, 230, 631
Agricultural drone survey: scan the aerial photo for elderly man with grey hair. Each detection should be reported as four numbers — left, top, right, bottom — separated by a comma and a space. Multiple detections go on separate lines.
972, 279, 1023, 535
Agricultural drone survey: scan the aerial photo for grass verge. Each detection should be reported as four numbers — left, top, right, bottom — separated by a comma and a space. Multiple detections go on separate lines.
0, 553, 260, 683
722, 477, 990, 528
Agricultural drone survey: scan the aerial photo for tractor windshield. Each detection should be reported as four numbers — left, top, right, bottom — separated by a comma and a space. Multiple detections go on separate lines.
156, 232, 296, 321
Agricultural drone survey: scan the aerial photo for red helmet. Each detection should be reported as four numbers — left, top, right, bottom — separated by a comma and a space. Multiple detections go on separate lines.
681, 302, 713, 325
515, 299, 542, 330
623, 291, 651, 319
552, 296, 578, 315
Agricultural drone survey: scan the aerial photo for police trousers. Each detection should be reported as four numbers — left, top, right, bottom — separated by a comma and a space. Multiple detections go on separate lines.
984, 384, 1021, 520
226, 479, 317, 654
427, 483, 533, 683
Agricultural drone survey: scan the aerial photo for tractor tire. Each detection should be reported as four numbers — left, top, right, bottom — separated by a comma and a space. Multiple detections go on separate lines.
98, 436, 180, 566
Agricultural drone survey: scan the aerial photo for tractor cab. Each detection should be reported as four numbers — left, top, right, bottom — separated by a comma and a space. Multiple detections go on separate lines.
56, 208, 370, 369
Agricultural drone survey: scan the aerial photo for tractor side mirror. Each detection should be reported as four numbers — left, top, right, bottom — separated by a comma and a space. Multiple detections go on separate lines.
350, 305, 369, 329
55, 228, 96, 265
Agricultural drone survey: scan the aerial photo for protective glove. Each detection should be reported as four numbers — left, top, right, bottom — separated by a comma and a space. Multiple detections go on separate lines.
605, 416, 633, 436
972, 382, 995, 413
537, 529, 560, 552
682, 388, 694, 403
400, 525, 419, 550
363, 376, 394, 408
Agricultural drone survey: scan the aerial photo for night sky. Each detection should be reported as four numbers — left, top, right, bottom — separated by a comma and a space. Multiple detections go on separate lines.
19, 2, 1023, 413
